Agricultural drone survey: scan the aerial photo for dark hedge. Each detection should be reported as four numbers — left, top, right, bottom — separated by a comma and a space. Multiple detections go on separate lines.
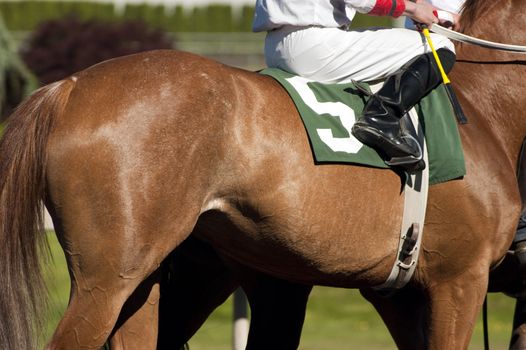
21, 17, 174, 84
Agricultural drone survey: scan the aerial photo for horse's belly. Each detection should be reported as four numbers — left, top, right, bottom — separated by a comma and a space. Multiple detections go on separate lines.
195, 174, 403, 288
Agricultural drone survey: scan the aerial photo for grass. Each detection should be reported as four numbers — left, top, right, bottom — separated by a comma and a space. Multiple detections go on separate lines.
43, 232, 516, 349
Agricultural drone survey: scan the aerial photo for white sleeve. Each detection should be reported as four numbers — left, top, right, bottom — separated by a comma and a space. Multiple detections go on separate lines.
343, 0, 377, 14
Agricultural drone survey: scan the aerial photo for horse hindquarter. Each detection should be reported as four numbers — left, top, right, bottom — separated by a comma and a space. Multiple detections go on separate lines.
42, 52, 241, 348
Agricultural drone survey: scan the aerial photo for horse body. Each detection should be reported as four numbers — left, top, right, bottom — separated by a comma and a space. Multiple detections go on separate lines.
1, 0, 526, 348
45, 48, 519, 348
49, 50, 403, 288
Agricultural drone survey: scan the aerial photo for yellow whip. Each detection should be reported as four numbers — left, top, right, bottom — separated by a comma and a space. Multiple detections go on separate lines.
422, 28, 451, 84
421, 24, 468, 123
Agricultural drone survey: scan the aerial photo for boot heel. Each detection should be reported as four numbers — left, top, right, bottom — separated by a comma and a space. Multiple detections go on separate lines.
384, 135, 425, 173
386, 157, 426, 173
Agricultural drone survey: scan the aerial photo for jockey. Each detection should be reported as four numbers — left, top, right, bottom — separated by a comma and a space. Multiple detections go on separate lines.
253, 0, 456, 172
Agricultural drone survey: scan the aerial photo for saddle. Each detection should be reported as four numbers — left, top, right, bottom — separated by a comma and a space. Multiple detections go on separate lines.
260, 67, 466, 185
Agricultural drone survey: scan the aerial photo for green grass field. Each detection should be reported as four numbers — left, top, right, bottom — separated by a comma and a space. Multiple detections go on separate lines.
43, 232, 515, 349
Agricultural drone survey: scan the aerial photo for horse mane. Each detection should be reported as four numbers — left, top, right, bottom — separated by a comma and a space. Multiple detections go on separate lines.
460, 0, 498, 33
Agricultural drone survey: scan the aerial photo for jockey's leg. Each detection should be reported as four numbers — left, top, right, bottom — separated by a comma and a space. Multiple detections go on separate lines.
351, 49, 456, 171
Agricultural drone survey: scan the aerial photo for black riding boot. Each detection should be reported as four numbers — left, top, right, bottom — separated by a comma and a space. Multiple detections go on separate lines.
351, 49, 456, 172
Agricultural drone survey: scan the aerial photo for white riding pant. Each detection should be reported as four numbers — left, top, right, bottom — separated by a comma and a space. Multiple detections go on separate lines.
265, 26, 455, 84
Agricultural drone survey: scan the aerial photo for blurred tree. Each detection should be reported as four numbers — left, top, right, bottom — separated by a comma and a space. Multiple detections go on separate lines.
21, 17, 175, 85
0, 13, 37, 122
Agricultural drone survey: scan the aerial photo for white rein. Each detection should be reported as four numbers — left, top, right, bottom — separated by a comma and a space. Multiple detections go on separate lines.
431, 24, 526, 53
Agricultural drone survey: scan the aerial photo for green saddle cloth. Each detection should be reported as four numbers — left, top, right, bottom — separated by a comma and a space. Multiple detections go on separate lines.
260, 68, 466, 185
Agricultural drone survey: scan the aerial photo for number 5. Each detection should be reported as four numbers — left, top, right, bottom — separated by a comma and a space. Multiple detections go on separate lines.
286, 76, 363, 154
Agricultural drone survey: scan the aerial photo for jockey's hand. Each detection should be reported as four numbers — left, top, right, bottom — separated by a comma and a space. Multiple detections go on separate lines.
403, 0, 439, 27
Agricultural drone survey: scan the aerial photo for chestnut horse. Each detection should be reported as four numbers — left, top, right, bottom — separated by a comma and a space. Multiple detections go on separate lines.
0, 0, 525, 349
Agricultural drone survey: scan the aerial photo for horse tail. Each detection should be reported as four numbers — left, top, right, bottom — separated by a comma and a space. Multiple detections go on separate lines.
0, 78, 75, 349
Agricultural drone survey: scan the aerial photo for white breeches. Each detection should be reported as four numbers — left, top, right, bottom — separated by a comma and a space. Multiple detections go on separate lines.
265, 26, 455, 84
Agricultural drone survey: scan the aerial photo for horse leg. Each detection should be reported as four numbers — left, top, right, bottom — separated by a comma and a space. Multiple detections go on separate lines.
45, 204, 198, 349
108, 270, 161, 350
103, 235, 237, 350
139, 234, 310, 350
510, 298, 526, 349
45, 226, 168, 350
46, 267, 152, 349
360, 287, 427, 350
153, 235, 311, 350
429, 278, 489, 349
156, 236, 239, 349
363, 269, 488, 349
425, 277, 488, 349
234, 267, 312, 350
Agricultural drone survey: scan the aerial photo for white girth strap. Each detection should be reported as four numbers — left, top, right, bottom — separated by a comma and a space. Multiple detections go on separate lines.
374, 107, 429, 292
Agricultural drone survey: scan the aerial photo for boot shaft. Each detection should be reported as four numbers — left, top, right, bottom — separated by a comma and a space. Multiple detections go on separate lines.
374, 48, 455, 116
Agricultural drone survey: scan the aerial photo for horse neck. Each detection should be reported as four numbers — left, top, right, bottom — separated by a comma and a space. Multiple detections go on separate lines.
459, 0, 525, 62
454, 0, 526, 159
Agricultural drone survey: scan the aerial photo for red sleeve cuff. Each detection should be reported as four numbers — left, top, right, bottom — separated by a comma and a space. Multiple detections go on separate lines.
369, 0, 406, 18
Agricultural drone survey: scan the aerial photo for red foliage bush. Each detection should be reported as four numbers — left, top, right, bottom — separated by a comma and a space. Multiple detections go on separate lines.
21, 17, 174, 84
